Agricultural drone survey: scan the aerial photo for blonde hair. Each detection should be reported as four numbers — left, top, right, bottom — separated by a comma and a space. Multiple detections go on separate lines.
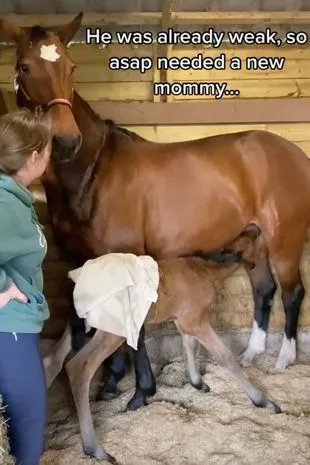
0, 108, 51, 175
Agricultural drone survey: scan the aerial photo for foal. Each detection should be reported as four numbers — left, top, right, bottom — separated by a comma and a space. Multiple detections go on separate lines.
63, 228, 281, 462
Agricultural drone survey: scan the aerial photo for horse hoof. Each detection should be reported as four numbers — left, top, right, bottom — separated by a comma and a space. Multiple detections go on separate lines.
97, 389, 119, 402
126, 391, 147, 411
265, 400, 282, 414
191, 380, 210, 393
238, 351, 256, 368
84, 444, 118, 463
274, 356, 295, 372
267, 366, 281, 375
253, 397, 282, 414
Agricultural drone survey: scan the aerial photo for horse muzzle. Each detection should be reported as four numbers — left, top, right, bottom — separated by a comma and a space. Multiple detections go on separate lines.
52, 134, 83, 163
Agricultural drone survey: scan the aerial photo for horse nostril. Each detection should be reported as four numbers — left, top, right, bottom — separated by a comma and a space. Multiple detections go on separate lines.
52, 135, 82, 162
53, 135, 82, 152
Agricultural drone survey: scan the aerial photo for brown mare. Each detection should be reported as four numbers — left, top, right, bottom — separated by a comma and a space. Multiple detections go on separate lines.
63, 226, 281, 462
0, 10, 309, 452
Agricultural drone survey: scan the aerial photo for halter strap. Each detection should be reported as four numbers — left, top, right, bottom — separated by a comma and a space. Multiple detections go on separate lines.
47, 98, 72, 110
14, 74, 73, 113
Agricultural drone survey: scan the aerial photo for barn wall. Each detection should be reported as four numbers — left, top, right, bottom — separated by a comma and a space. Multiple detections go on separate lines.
1, 41, 310, 338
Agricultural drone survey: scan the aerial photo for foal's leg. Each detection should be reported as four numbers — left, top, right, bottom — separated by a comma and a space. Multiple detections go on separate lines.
43, 322, 72, 388
176, 318, 281, 413
69, 285, 154, 408
240, 234, 277, 366
65, 330, 124, 462
182, 334, 210, 392
42, 283, 85, 389
69, 285, 128, 400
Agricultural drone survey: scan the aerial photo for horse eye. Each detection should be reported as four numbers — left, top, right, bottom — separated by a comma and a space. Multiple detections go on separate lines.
20, 63, 30, 74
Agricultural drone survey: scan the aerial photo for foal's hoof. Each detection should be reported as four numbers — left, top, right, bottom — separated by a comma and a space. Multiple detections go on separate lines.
265, 400, 282, 414
84, 444, 118, 463
191, 380, 210, 393
238, 351, 255, 368
126, 390, 148, 411
253, 398, 282, 414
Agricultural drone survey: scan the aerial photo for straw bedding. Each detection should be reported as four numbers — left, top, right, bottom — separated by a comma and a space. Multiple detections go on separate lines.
0, 396, 14, 465
41, 353, 310, 465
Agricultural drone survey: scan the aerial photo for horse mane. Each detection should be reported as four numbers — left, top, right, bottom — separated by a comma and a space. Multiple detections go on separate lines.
103, 119, 146, 143
71, 92, 146, 143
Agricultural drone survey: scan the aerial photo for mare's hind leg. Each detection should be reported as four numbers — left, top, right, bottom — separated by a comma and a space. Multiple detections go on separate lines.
275, 271, 305, 370
239, 234, 277, 366
182, 334, 210, 392
263, 223, 307, 371
65, 329, 124, 463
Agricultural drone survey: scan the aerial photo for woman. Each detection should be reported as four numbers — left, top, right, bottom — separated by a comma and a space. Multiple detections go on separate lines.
0, 108, 51, 465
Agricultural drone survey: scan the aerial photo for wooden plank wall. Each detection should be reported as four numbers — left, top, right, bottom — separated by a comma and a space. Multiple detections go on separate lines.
2, 41, 310, 337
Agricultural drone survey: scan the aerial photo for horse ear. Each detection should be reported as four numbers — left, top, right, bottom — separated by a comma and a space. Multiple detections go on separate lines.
54, 12, 83, 46
0, 17, 25, 43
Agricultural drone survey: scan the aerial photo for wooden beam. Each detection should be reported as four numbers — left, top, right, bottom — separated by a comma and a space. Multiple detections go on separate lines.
159, 0, 177, 103
173, 11, 310, 25
0, 13, 161, 27
0, 89, 8, 116
88, 99, 310, 125
2, 11, 310, 28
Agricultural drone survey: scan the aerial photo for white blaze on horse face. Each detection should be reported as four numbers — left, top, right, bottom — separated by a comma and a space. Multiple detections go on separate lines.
40, 44, 60, 62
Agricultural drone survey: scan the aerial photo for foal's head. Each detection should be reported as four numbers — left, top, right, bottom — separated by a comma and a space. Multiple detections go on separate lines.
0, 13, 83, 160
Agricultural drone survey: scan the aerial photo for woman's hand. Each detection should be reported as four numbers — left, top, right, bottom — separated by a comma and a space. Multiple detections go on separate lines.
0, 282, 27, 308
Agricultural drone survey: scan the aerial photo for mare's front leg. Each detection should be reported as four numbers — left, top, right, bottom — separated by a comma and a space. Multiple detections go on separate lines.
126, 325, 156, 410
97, 349, 127, 401
65, 329, 124, 463
98, 325, 156, 410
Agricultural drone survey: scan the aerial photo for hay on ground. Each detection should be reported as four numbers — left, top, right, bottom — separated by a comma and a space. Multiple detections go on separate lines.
0, 396, 14, 465
41, 355, 310, 465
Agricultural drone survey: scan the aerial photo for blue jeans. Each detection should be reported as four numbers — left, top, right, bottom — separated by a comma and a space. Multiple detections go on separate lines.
0, 332, 47, 465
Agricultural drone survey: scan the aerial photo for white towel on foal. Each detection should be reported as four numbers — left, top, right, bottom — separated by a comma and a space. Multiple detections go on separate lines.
67, 253, 159, 350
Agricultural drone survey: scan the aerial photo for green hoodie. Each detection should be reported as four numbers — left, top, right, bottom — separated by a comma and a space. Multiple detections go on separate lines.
0, 173, 49, 333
